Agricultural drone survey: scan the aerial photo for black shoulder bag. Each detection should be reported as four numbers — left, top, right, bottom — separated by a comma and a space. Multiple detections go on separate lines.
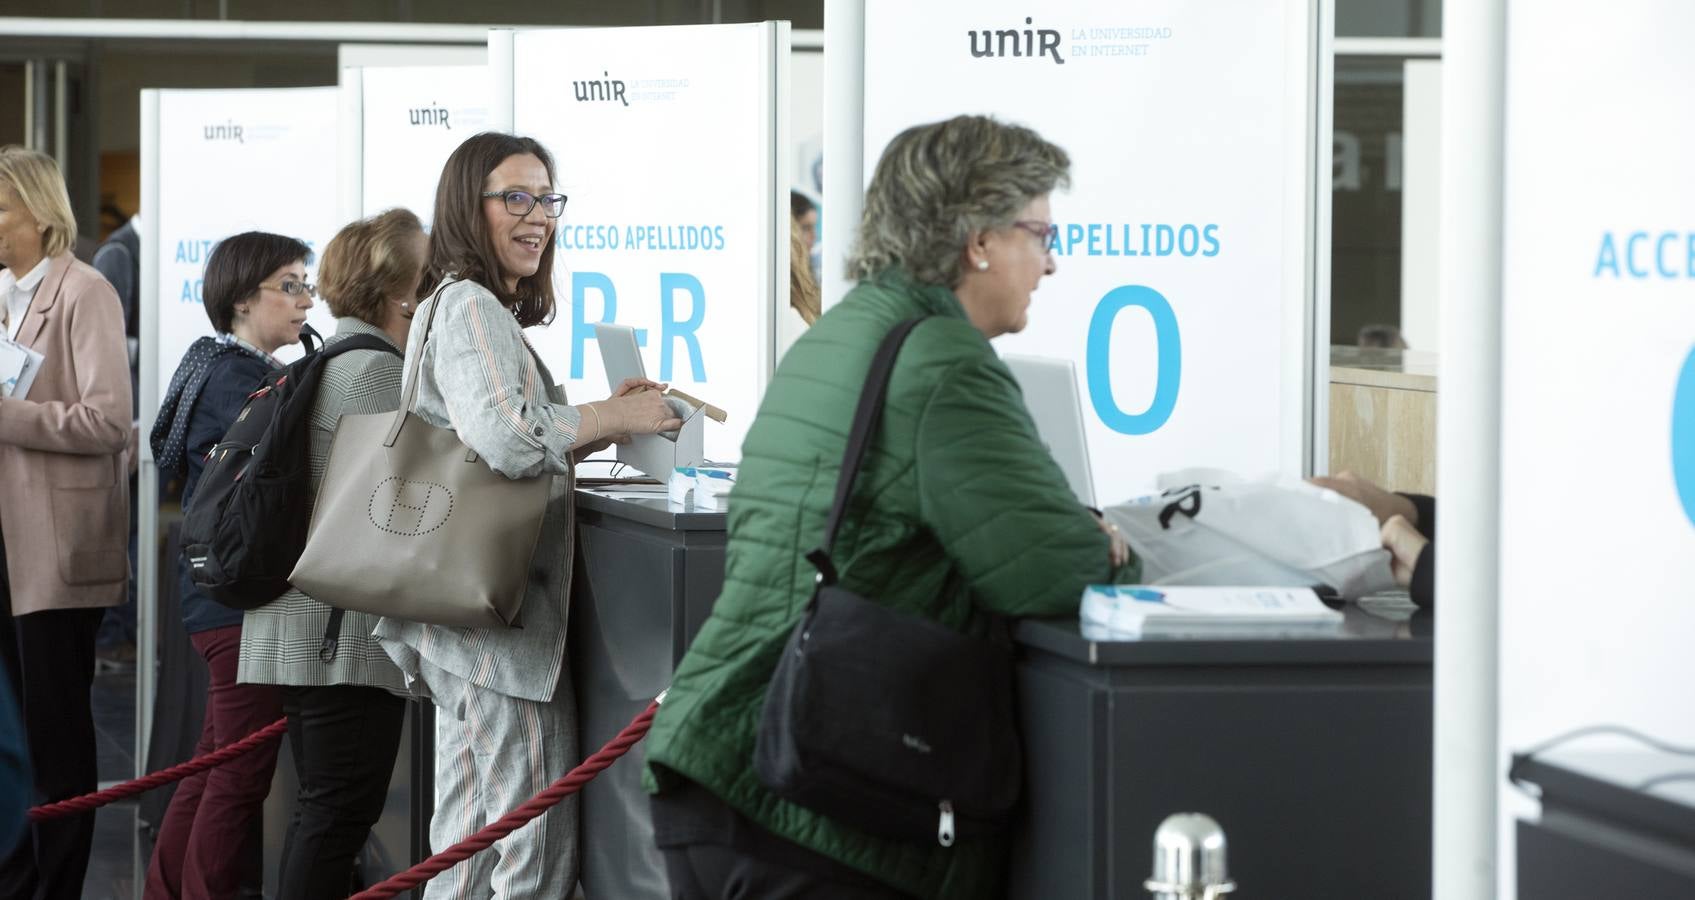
754, 318, 1022, 848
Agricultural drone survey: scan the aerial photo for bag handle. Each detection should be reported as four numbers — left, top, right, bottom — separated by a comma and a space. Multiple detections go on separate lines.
385, 281, 454, 449
805, 317, 927, 586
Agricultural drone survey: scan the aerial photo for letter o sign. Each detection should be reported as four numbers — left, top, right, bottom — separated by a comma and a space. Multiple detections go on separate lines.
1673, 346, 1695, 528
1086, 285, 1182, 436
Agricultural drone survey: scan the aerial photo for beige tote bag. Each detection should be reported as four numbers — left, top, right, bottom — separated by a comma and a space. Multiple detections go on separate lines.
289, 285, 549, 627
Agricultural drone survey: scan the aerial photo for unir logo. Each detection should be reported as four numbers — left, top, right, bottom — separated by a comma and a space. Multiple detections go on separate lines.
408, 103, 451, 129
573, 71, 629, 107
969, 17, 1065, 65
203, 120, 244, 143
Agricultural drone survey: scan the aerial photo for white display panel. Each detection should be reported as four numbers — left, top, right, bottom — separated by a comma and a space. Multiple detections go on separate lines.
1498, 1, 1695, 889
150, 87, 340, 406
508, 24, 784, 463
356, 64, 490, 226
861, 1, 1314, 504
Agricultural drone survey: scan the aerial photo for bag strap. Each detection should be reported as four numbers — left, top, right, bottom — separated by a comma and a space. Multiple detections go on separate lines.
386, 281, 454, 449
805, 317, 928, 586
316, 333, 403, 361
319, 608, 345, 663
312, 335, 402, 663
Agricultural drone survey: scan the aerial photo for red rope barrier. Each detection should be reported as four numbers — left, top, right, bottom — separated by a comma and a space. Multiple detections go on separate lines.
349, 698, 661, 900
27, 717, 289, 822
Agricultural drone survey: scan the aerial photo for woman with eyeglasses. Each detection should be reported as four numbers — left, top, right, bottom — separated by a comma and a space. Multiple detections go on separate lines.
643, 115, 1133, 900
147, 231, 313, 899
234, 209, 429, 899
374, 132, 681, 897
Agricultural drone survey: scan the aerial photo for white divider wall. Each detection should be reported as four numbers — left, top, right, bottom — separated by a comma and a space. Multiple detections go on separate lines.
1497, 2, 1695, 893
136, 86, 341, 830
502, 24, 787, 463
148, 87, 341, 406
856, 0, 1317, 503
344, 64, 491, 226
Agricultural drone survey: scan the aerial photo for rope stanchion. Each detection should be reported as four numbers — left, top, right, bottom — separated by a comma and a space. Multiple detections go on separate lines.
349, 697, 662, 900
28, 717, 289, 822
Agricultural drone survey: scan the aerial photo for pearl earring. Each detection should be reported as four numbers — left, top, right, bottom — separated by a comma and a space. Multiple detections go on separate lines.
976, 260, 989, 271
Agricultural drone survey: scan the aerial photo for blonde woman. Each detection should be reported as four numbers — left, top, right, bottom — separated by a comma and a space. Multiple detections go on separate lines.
0, 146, 131, 896
237, 209, 427, 898
776, 217, 822, 360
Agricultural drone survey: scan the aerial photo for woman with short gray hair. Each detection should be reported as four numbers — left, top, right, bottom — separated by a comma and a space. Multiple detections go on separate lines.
644, 115, 1135, 899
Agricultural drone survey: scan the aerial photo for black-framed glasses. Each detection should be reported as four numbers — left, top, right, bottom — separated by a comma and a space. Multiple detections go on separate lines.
258, 280, 316, 298
1011, 220, 1058, 250
481, 190, 568, 218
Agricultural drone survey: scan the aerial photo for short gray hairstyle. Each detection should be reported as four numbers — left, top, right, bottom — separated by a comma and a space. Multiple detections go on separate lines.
848, 115, 1069, 287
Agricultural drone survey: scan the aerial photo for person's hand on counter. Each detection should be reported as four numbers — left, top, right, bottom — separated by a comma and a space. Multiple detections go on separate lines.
576, 377, 684, 459
1093, 513, 1130, 569
1381, 514, 1428, 587
1310, 471, 1419, 528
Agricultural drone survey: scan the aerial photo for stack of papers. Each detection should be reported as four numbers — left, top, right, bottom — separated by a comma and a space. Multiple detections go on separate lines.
0, 337, 43, 400
1080, 585, 1344, 641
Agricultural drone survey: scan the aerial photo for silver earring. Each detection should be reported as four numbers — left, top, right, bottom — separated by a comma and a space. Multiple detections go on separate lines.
976, 260, 989, 271
401, 302, 411, 310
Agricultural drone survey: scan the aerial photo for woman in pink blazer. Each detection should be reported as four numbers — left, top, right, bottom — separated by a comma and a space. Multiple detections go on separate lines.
0, 146, 131, 899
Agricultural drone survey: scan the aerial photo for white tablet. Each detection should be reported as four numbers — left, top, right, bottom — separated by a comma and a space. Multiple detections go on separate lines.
1003, 354, 1098, 508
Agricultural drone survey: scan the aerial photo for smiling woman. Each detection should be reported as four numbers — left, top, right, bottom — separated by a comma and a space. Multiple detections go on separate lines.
370, 131, 684, 898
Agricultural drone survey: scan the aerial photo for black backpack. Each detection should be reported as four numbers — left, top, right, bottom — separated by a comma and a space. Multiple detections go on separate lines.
181, 333, 401, 612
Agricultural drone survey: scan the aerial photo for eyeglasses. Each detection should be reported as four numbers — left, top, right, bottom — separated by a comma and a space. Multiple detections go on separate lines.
1011, 220, 1058, 250
258, 280, 316, 298
482, 190, 568, 218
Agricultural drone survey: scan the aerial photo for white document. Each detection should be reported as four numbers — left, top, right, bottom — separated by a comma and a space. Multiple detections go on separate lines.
1080, 585, 1343, 641
0, 337, 43, 400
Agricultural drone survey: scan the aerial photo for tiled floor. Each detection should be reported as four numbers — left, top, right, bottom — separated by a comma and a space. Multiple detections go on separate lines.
86, 668, 140, 900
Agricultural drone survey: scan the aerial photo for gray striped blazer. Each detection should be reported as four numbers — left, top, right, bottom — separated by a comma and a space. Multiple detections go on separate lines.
237, 317, 408, 694
373, 277, 582, 705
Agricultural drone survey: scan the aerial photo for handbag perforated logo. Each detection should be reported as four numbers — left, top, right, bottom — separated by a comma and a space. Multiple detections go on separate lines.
367, 477, 455, 536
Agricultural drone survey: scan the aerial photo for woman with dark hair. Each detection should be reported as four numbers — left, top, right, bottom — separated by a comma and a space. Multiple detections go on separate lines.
238, 209, 427, 898
374, 132, 681, 898
146, 230, 313, 899
644, 115, 1134, 899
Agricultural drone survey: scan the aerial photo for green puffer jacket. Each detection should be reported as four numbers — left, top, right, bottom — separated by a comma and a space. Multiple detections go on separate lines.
644, 269, 1139, 899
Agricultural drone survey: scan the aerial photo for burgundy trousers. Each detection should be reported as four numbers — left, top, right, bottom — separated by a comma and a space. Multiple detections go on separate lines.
144, 625, 282, 899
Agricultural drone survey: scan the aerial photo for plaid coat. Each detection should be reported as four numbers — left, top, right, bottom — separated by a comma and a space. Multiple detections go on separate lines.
373, 277, 580, 705
237, 317, 408, 693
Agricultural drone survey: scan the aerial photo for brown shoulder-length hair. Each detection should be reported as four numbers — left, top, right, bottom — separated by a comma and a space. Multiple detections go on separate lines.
425, 132, 558, 327
789, 217, 820, 325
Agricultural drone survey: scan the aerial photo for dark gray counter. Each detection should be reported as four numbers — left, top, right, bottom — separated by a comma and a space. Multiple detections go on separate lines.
570, 488, 726, 900
1010, 606, 1434, 899
1514, 749, 1695, 898
1015, 602, 1432, 666
568, 490, 1435, 899
574, 485, 730, 532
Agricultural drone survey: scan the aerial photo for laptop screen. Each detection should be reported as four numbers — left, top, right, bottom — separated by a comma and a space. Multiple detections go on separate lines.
1002, 354, 1097, 508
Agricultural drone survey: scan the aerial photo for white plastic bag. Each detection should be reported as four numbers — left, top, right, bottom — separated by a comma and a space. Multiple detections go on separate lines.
1104, 473, 1396, 600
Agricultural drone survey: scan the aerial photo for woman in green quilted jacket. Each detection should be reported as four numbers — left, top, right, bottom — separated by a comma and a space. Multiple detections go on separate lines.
644, 114, 1138, 900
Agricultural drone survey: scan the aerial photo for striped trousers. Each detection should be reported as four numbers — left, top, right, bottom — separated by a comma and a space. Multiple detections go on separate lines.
423, 665, 580, 900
